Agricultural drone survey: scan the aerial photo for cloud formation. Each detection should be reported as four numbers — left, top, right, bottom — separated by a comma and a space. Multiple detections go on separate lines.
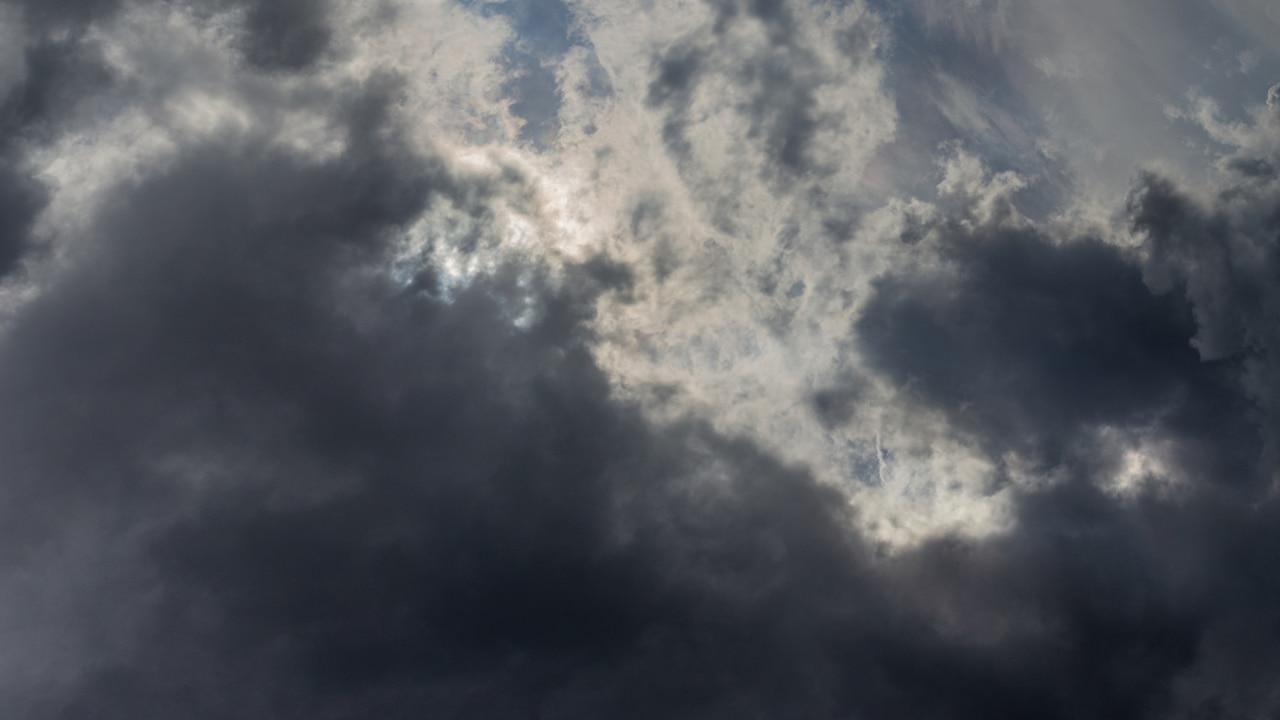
2, 0, 1280, 718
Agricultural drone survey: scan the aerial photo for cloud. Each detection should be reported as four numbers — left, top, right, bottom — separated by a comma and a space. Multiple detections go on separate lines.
0, 61, 907, 717
11, 101, 1280, 717
0, 21, 117, 284
13, 0, 122, 29
856, 217, 1258, 489
222, 0, 333, 71
1126, 115, 1280, 477
4, 0, 1280, 718
869, 0, 1280, 226
0, 151, 44, 279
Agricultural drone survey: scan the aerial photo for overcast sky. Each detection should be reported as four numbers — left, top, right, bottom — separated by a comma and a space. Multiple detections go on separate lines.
2, 0, 1280, 717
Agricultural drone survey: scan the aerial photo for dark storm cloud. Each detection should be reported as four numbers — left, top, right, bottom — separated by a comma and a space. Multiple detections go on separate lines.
856, 225, 1260, 485
834, 171, 1280, 720
0, 154, 44, 278
5, 36, 114, 138
893, 478, 1280, 720
0, 31, 117, 280
847, 137, 1280, 713
224, 0, 333, 72
1128, 135, 1280, 471
0, 75, 433, 543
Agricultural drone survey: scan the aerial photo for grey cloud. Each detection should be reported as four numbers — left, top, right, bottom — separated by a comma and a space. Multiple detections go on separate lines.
11, 0, 335, 71
0, 0, 338, 290
843, 165, 1280, 718
1128, 147, 1280, 474
0, 34, 118, 280
846, 134, 1280, 713
4, 37, 114, 139
226, 0, 332, 72
0, 76, 433, 545
12, 0, 122, 29
892, 480, 1280, 720
1225, 156, 1276, 179
856, 225, 1260, 486
0, 155, 43, 278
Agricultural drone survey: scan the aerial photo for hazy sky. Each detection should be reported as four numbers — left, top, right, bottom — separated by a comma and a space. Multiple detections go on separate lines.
2, 0, 1280, 717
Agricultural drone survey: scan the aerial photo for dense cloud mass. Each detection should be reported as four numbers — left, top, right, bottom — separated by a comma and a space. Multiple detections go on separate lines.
2, 0, 1280, 718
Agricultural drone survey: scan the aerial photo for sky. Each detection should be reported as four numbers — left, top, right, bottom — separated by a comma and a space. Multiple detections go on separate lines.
1, 0, 1280, 717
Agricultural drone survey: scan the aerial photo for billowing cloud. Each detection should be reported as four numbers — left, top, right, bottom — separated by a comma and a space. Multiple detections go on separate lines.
2, 0, 1280, 717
